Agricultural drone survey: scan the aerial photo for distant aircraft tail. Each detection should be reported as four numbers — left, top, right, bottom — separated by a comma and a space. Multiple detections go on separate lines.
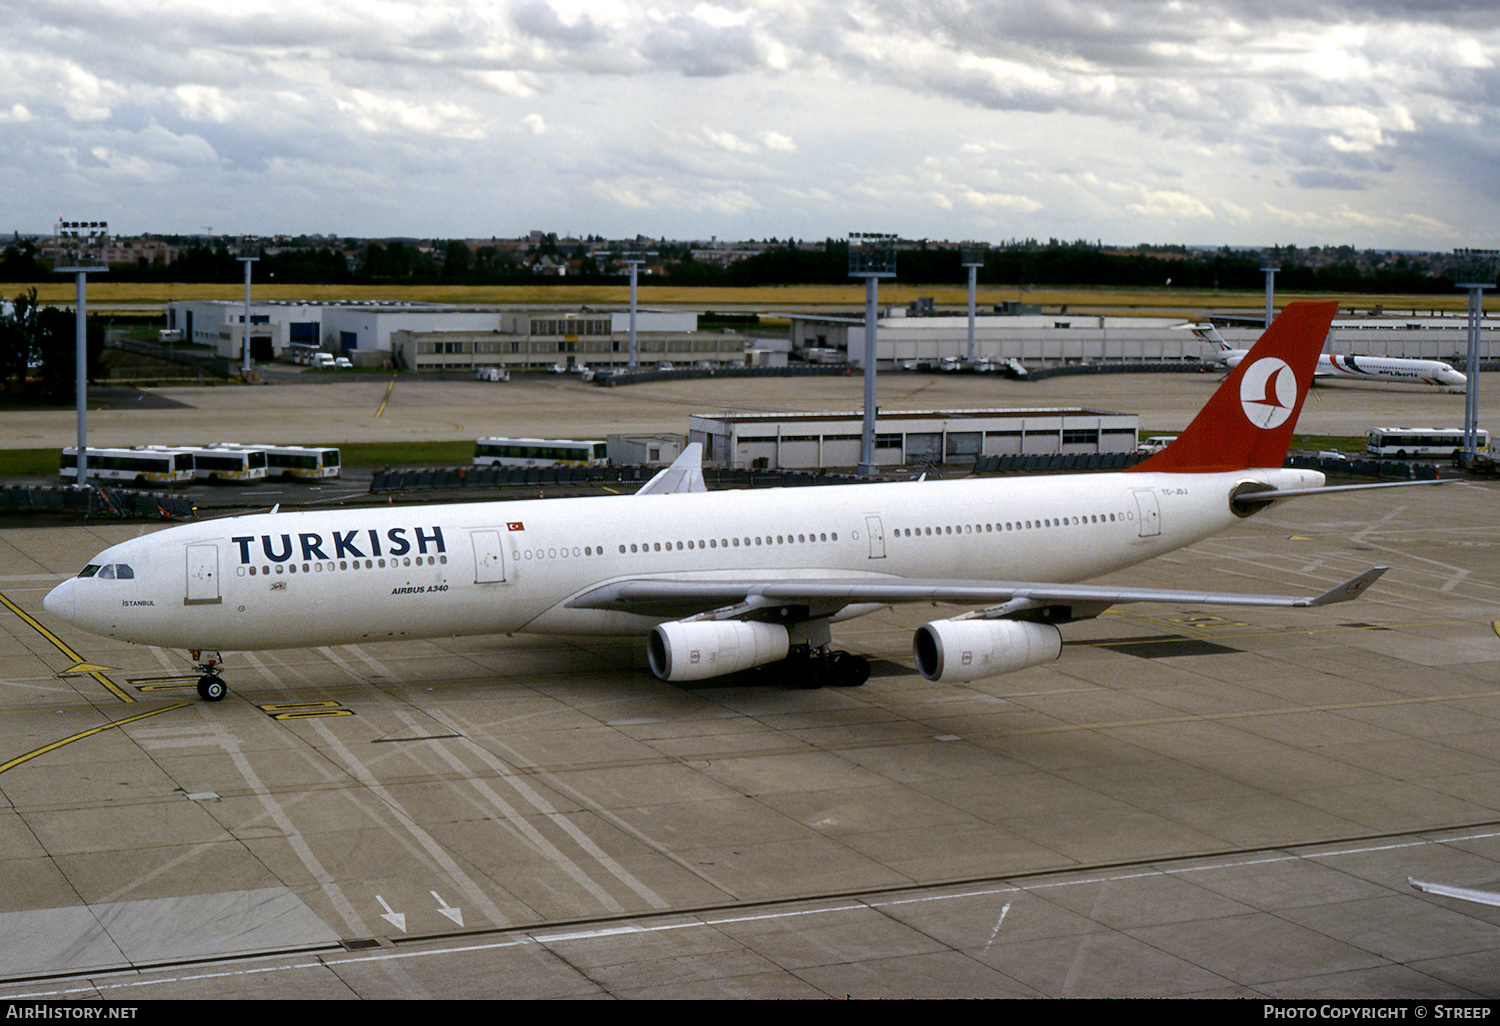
1188, 322, 1235, 364
1188, 322, 1231, 351
1128, 301, 1339, 473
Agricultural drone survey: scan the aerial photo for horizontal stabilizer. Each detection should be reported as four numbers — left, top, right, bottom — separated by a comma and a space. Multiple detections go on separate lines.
1250, 479, 1458, 501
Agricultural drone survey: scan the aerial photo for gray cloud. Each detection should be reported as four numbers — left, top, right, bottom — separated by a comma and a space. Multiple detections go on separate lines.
0, 0, 1494, 247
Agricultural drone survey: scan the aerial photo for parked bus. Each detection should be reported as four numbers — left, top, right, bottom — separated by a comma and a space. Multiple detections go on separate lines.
1365, 427, 1489, 458
59, 447, 195, 486
206, 443, 341, 480
175, 446, 268, 482
473, 437, 608, 468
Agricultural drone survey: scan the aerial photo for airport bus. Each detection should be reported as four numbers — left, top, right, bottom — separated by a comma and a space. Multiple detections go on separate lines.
1365, 427, 1489, 458
59, 447, 196, 486
175, 446, 269, 482
206, 443, 341, 480
473, 437, 608, 468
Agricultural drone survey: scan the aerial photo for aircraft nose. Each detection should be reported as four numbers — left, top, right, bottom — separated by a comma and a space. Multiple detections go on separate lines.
43, 578, 75, 623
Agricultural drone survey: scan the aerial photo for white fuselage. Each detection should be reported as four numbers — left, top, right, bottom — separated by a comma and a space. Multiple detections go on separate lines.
1219, 349, 1466, 389
43, 467, 1322, 653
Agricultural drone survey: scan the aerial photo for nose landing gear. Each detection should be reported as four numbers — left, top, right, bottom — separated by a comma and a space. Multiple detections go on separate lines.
190, 651, 228, 702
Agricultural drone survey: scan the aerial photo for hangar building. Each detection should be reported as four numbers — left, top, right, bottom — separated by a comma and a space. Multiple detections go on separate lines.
787, 310, 1499, 369
688, 409, 1138, 470
164, 301, 741, 371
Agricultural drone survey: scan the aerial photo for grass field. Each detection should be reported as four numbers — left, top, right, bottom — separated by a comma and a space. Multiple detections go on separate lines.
1, 281, 1488, 316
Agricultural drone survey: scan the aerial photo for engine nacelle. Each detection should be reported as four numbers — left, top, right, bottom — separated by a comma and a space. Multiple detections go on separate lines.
913, 618, 1062, 682
648, 620, 791, 682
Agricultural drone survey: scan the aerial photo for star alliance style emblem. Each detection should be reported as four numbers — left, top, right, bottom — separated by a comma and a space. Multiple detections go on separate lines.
1239, 357, 1297, 429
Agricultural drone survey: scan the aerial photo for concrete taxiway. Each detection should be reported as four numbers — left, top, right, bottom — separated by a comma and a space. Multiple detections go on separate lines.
1, 374, 1499, 998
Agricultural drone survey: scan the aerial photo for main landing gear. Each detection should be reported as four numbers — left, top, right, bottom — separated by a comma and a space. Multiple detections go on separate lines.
781, 647, 872, 689
190, 651, 228, 702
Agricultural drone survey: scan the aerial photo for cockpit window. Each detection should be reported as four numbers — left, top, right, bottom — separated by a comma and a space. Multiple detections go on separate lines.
79, 563, 133, 580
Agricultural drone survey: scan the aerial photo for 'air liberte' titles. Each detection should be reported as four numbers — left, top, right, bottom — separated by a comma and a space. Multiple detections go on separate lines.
232, 526, 447, 564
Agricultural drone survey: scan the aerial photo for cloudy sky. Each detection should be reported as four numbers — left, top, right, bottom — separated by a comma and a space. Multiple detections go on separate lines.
5, 0, 1498, 249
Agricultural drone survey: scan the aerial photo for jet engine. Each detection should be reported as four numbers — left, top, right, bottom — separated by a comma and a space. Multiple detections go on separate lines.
913, 618, 1062, 682
648, 620, 790, 682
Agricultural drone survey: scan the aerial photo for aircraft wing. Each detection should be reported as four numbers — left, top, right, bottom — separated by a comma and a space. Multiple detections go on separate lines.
1409, 878, 1500, 909
567, 567, 1389, 621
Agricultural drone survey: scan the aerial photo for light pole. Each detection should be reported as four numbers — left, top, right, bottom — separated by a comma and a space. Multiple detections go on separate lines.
54, 219, 109, 485
961, 244, 987, 365
1260, 266, 1279, 327
238, 235, 259, 380
1453, 248, 1497, 468
849, 233, 897, 478
622, 249, 645, 371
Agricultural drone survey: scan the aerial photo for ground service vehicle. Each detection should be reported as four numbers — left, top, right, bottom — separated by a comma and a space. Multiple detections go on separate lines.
59, 447, 195, 486
177, 446, 268, 482
1365, 427, 1489, 457
473, 438, 608, 468
206, 444, 341, 480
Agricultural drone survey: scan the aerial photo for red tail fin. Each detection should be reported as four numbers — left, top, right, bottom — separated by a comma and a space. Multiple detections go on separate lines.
1127, 301, 1338, 473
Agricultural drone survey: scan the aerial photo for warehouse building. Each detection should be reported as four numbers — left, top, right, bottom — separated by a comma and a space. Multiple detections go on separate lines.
391, 310, 748, 373
789, 312, 1187, 368
688, 409, 1139, 470
164, 300, 726, 370
606, 434, 688, 466
787, 310, 1500, 369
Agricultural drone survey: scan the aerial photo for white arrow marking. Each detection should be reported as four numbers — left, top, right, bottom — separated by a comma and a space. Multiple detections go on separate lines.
376, 895, 407, 932
984, 902, 1011, 949
432, 890, 464, 927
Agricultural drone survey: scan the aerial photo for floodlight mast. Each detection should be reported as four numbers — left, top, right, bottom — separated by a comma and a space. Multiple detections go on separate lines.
961, 245, 987, 364
849, 233, 897, 478
1454, 248, 1497, 466
238, 236, 259, 380
54, 219, 109, 485
622, 250, 646, 371
1260, 266, 1279, 327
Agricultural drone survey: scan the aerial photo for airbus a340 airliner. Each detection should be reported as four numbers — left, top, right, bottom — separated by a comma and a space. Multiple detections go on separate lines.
46, 302, 1412, 701
1189, 321, 1467, 391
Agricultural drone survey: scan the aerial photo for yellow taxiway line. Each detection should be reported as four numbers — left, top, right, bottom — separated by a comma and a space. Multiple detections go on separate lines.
0, 591, 135, 703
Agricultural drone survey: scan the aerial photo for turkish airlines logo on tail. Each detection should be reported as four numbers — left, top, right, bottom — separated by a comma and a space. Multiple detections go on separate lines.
1239, 357, 1297, 429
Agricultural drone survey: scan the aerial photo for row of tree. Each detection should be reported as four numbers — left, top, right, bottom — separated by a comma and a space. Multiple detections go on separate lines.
0, 289, 102, 405
694, 240, 1454, 293
0, 237, 1465, 294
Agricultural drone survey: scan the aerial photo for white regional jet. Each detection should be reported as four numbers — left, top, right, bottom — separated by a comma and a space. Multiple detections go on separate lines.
1189, 320, 1467, 391
47, 302, 1411, 702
